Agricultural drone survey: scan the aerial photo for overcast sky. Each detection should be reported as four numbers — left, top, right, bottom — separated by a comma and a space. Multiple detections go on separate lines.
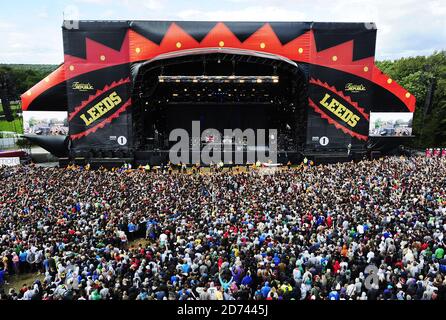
0, 0, 444, 64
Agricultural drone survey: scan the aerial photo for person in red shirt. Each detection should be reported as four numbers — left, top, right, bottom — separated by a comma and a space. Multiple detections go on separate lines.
333, 260, 341, 274
327, 216, 333, 228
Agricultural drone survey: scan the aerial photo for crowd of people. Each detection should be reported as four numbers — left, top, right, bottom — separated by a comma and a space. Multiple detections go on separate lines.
0, 156, 445, 300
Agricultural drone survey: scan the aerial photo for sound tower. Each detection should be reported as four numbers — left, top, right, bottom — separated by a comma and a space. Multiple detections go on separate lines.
0, 75, 14, 122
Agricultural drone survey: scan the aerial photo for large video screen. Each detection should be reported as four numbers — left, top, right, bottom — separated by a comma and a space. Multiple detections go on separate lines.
23, 111, 69, 136
369, 112, 413, 137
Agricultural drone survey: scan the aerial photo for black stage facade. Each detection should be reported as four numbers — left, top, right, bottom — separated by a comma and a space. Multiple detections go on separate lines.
22, 21, 416, 166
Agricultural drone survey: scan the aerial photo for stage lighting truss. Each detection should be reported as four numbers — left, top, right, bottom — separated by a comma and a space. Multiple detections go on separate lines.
158, 76, 279, 84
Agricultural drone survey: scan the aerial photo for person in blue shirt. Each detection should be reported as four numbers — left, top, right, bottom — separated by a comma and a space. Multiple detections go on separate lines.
241, 272, 253, 287
259, 234, 266, 245
128, 223, 137, 233
137, 290, 149, 300
155, 290, 166, 300
19, 251, 27, 273
439, 258, 446, 273
219, 274, 234, 292
328, 290, 340, 300
19, 251, 27, 262
0, 268, 5, 286
383, 285, 393, 299
171, 274, 179, 285
383, 231, 391, 239
43, 258, 50, 273
146, 220, 157, 240
231, 266, 243, 284
181, 262, 191, 275
178, 288, 190, 300
260, 282, 271, 298
273, 253, 281, 265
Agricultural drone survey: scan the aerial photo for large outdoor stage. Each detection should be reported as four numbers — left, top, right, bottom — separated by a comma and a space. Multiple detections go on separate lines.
21, 21, 416, 166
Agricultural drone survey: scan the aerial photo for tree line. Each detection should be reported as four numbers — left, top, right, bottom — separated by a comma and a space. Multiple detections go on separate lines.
0, 51, 445, 147
377, 51, 446, 148
0, 64, 58, 101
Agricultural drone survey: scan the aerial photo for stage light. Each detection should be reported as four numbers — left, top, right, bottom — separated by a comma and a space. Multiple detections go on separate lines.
158, 76, 279, 84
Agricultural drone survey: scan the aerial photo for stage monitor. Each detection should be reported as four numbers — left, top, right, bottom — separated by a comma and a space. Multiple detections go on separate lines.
369, 112, 414, 137
23, 111, 68, 136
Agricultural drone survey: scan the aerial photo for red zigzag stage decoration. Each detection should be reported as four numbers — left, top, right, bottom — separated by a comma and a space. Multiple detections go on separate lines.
21, 22, 416, 113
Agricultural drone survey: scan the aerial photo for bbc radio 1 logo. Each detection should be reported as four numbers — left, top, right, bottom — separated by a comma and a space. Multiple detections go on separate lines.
110, 136, 128, 146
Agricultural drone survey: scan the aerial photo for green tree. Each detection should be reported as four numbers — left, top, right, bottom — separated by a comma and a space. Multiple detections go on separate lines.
377, 51, 446, 147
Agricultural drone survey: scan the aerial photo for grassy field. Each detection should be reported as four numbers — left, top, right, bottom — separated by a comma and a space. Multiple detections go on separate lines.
1, 239, 145, 294
0, 103, 21, 113
3, 272, 45, 294
0, 238, 145, 294
0, 119, 23, 134
0, 103, 23, 134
